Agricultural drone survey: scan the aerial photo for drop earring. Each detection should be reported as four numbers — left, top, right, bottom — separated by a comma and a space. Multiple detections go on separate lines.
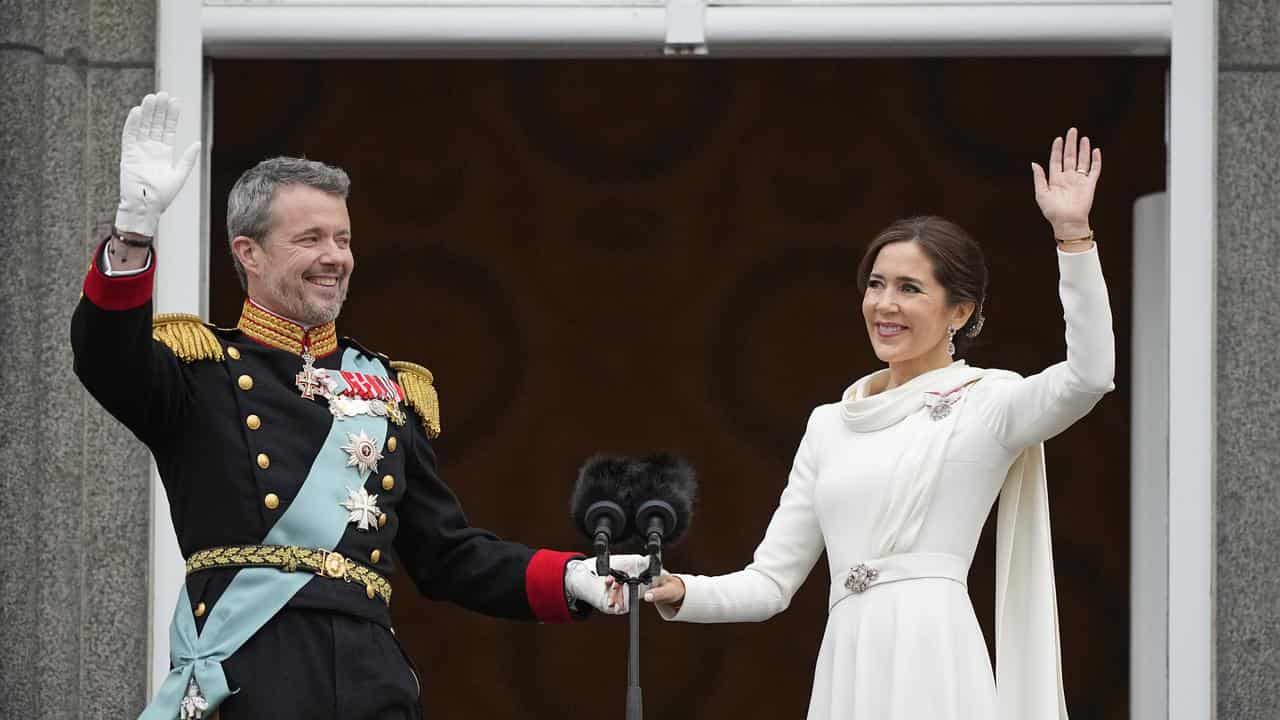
946, 326, 957, 357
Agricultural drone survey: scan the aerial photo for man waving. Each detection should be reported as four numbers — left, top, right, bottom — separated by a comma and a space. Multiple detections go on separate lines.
73, 93, 623, 720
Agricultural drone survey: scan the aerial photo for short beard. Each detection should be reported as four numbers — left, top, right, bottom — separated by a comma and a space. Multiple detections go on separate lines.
268, 275, 346, 328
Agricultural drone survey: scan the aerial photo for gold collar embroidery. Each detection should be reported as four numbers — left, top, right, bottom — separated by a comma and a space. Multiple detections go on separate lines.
236, 299, 338, 358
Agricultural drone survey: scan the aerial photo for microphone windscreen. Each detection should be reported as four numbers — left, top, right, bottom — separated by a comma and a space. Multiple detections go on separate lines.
629, 454, 697, 545
570, 454, 635, 540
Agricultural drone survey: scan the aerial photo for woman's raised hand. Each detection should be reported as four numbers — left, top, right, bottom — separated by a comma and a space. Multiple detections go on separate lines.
1031, 127, 1100, 241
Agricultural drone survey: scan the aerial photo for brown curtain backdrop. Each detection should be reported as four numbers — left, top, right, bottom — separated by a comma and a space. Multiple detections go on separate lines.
209, 58, 1165, 719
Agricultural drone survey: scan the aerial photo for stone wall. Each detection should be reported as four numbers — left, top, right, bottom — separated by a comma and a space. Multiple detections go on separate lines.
0, 1, 156, 717
1217, 0, 1280, 716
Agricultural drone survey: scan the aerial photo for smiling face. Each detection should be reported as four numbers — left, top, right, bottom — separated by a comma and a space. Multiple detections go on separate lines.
234, 184, 354, 327
861, 240, 973, 382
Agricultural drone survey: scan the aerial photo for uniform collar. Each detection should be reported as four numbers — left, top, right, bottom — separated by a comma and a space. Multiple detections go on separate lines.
236, 298, 339, 358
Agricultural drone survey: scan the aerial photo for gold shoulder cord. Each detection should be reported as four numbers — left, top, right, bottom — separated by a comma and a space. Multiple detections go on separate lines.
390, 360, 441, 438
153, 313, 224, 363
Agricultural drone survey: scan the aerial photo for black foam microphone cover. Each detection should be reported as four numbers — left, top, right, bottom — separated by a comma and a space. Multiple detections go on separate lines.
629, 453, 697, 548
571, 454, 636, 564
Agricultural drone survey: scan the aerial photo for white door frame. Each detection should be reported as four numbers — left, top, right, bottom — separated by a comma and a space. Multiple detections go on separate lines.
152, 3, 1217, 718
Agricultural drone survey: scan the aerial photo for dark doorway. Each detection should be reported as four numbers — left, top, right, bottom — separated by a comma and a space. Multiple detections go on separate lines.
211, 57, 1164, 719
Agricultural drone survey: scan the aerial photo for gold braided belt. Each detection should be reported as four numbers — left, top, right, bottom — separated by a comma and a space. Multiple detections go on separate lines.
186, 545, 392, 606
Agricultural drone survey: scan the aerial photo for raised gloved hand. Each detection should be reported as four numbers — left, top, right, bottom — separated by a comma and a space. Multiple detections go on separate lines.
114, 92, 201, 238
564, 554, 653, 615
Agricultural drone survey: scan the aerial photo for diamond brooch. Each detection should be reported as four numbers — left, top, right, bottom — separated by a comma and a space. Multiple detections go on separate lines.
844, 563, 880, 594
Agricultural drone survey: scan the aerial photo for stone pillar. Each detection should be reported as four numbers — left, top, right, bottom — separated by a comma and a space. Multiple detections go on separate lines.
0, 1, 156, 717
1218, 0, 1280, 717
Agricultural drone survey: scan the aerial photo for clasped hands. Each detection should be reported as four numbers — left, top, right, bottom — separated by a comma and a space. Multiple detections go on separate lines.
565, 554, 686, 615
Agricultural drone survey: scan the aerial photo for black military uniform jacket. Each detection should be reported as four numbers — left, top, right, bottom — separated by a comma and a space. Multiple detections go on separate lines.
72, 241, 582, 633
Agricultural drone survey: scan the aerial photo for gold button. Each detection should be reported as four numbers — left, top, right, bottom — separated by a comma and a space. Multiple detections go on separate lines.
378, 514, 387, 528
264, 493, 280, 510
370, 549, 382, 564
238, 374, 254, 391
227, 346, 241, 360
382, 475, 395, 491
257, 453, 270, 469
194, 601, 207, 618
366, 583, 377, 599
245, 414, 261, 430
386, 436, 397, 452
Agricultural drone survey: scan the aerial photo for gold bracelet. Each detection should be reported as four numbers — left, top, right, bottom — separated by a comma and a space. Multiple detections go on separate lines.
1055, 230, 1095, 245
1058, 240, 1096, 253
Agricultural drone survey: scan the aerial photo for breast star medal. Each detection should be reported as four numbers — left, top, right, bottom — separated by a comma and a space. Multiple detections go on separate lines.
340, 430, 384, 477
341, 486, 383, 531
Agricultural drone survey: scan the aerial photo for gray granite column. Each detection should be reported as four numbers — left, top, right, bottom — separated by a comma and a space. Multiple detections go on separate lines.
0, 1, 156, 718
1218, 0, 1280, 717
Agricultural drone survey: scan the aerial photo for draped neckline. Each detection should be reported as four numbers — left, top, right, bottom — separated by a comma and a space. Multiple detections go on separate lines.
840, 360, 982, 432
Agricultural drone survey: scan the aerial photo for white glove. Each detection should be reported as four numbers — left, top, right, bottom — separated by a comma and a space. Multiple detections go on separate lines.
564, 554, 653, 615
114, 92, 201, 238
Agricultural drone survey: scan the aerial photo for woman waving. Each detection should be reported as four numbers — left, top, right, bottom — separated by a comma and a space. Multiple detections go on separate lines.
641, 128, 1112, 720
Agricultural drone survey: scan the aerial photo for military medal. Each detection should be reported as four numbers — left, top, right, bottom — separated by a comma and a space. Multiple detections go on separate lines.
295, 351, 328, 400
384, 400, 406, 426
330, 395, 366, 420
179, 676, 209, 719
341, 486, 383, 531
329, 371, 407, 424
296, 359, 407, 427
923, 383, 970, 421
926, 396, 957, 421
340, 431, 383, 476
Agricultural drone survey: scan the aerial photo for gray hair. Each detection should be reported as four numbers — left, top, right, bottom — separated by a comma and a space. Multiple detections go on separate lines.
226, 156, 351, 290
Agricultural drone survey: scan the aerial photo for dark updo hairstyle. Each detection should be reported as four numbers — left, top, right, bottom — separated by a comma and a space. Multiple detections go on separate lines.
856, 216, 988, 355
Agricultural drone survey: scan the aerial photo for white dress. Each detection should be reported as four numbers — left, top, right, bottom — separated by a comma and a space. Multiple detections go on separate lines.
660, 247, 1114, 720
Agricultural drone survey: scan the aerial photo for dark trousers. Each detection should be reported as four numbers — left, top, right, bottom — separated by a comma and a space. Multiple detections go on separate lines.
217, 608, 422, 720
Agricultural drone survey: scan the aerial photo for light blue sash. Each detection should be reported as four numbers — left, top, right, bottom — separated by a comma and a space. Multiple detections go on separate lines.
140, 349, 390, 719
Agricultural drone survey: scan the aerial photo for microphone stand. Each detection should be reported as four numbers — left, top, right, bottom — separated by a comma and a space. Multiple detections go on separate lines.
611, 553, 661, 720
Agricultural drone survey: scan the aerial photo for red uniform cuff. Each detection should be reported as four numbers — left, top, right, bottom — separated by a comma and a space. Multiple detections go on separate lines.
82, 240, 155, 311
525, 549, 582, 624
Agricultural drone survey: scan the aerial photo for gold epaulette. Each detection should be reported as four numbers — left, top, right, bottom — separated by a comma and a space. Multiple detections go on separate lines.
391, 360, 441, 438
152, 313, 224, 363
